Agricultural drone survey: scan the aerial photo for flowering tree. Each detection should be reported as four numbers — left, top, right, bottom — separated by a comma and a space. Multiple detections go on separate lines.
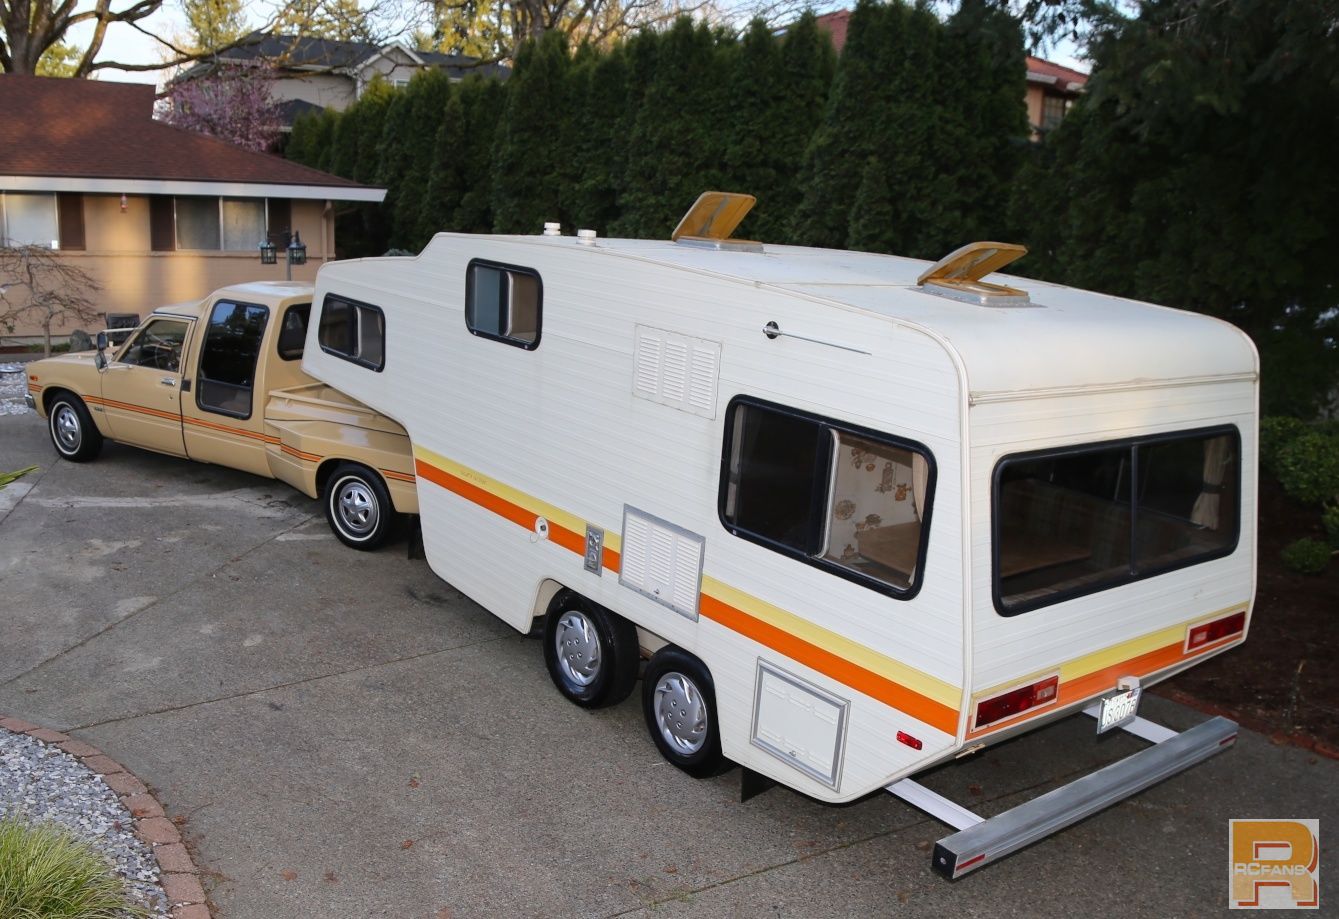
165, 62, 284, 153
0, 245, 102, 357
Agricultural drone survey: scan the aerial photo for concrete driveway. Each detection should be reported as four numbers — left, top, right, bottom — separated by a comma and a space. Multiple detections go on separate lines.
1, 410, 1335, 918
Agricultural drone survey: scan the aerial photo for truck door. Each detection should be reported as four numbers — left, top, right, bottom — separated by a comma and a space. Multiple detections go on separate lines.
180, 299, 272, 476
98, 317, 191, 457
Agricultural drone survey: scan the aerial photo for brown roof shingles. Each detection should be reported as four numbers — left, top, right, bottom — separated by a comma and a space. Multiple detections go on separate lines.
0, 74, 372, 190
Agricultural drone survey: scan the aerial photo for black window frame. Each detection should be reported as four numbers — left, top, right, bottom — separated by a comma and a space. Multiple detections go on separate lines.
194, 299, 270, 420
276, 302, 312, 362
991, 424, 1242, 617
717, 395, 937, 601
464, 258, 543, 351
317, 293, 386, 372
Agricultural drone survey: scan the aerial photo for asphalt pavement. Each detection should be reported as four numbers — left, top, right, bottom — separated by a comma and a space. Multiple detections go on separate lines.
0, 409, 1335, 918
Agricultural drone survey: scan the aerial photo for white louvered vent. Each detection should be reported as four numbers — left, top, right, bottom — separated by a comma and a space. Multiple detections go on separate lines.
633, 325, 721, 419
619, 506, 704, 621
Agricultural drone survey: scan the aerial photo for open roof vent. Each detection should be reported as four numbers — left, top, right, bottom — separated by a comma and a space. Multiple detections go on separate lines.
916, 242, 1031, 307
671, 192, 764, 253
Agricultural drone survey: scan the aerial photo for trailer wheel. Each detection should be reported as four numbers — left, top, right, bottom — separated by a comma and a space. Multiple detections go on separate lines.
323, 463, 394, 550
642, 647, 729, 777
542, 594, 638, 708
47, 393, 102, 462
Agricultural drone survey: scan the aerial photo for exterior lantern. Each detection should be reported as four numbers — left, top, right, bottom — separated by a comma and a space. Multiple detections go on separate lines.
259, 239, 278, 265
287, 231, 307, 268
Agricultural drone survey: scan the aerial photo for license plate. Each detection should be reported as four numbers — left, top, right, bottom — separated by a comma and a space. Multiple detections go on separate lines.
1097, 686, 1141, 733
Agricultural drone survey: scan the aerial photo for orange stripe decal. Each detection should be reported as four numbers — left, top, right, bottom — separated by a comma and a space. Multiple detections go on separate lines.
415, 458, 537, 531
700, 594, 959, 733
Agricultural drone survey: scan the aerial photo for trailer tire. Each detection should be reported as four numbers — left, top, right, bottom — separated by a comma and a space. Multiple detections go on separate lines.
323, 463, 395, 550
47, 393, 102, 462
642, 647, 729, 778
543, 594, 639, 709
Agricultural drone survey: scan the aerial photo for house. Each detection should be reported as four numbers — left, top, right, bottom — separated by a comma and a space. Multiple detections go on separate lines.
811, 10, 1088, 137
0, 74, 384, 344
176, 33, 511, 130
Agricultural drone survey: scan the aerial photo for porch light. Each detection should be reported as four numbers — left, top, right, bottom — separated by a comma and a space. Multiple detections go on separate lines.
287, 231, 307, 267
259, 239, 278, 265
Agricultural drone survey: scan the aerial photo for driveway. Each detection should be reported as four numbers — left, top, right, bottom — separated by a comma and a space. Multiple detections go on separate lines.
0, 410, 1334, 918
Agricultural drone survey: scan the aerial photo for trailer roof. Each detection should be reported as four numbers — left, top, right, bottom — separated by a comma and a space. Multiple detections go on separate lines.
473, 235, 1258, 400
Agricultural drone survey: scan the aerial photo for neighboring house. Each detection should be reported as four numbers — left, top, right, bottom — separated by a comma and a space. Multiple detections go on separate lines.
811, 10, 1089, 138
0, 74, 384, 344
176, 33, 511, 130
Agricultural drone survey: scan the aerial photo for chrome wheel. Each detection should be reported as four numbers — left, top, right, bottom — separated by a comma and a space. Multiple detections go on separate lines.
554, 610, 601, 687
52, 404, 81, 453
334, 477, 378, 538
652, 671, 708, 755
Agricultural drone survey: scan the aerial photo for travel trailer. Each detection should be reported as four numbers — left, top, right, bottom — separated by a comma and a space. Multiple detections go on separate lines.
302, 194, 1254, 877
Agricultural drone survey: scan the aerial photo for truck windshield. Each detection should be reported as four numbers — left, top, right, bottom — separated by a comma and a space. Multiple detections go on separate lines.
994, 427, 1239, 615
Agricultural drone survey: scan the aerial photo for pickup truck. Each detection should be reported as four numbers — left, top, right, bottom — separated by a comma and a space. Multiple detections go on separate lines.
23, 281, 416, 550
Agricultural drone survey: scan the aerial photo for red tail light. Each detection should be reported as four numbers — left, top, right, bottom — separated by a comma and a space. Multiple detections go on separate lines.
1186, 611, 1246, 651
896, 730, 923, 750
974, 674, 1059, 729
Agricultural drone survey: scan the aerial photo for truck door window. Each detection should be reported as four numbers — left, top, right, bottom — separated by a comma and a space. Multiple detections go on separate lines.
277, 303, 311, 361
465, 260, 541, 349
720, 397, 935, 599
117, 319, 189, 372
318, 294, 385, 371
197, 300, 268, 419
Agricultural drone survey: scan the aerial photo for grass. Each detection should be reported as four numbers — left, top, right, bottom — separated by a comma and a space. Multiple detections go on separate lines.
0, 466, 38, 489
0, 818, 148, 919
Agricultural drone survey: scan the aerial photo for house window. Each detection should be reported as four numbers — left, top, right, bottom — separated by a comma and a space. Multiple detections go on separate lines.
318, 294, 385, 371
720, 398, 935, 597
993, 426, 1240, 615
465, 260, 541, 349
0, 193, 59, 247
1041, 94, 1069, 130
197, 300, 269, 418
170, 197, 268, 251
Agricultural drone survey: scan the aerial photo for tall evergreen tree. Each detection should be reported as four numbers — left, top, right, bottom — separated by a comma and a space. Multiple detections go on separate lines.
420, 91, 469, 240
764, 11, 835, 243
567, 43, 632, 233
492, 30, 575, 233
454, 78, 505, 233
389, 69, 454, 250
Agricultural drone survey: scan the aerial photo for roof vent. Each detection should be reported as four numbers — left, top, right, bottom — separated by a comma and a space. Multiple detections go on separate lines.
577, 229, 598, 246
916, 242, 1031, 307
542, 222, 561, 236
671, 191, 764, 253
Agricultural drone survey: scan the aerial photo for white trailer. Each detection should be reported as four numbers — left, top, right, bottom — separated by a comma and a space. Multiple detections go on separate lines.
303, 195, 1255, 877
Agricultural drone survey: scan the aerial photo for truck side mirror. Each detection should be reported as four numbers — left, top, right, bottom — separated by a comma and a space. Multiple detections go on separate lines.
95, 331, 108, 370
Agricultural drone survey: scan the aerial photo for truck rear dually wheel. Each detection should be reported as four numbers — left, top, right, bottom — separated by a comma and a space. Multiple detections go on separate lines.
323, 463, 394, 550
642, 647, 729, 777
542, 593, 639, 708
47, 394, 102, 462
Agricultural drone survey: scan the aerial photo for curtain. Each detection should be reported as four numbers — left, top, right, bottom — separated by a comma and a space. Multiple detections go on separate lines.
912, 453, 929, 520
1190, 436, 1230, 529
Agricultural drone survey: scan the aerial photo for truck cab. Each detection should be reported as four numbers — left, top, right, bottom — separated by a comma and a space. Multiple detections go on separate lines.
25, 281, 416, 549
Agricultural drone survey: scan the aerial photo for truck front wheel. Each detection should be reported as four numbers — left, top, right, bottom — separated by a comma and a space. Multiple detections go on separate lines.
323, 463, 395, 550
47, 393, 102, 462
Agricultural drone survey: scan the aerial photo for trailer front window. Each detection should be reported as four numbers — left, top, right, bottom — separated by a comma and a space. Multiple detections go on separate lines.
720, 398, 935, 598
994, 428, 1240, 615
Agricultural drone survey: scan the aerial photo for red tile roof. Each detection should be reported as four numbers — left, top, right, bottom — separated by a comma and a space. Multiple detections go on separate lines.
0, 74, 374, 192
1025, 56, 1089, 93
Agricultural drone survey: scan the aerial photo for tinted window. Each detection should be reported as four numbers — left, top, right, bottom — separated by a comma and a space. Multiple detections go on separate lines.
318, 294, 385, 371
721, 399, 935, 596
118, 319, 189, 372
197, 300, 268, 418
277, 303, 310, 361
995, 428, 1240, 615
465, 260, 541, 349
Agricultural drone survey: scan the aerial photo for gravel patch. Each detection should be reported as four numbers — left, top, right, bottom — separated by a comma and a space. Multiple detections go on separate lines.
0, 363, 29, 415
1, 728, 169, 916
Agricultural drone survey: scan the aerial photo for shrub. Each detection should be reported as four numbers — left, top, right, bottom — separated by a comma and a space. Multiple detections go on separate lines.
1280, 538, 1332, 576
0, 819, 147, 919
1323, 503, 1339, 548
1274, 431, 1339, 506
1259, 416, 1310, 474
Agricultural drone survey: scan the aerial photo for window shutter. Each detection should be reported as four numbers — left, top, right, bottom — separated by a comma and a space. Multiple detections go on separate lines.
149, 196, 175, 252
57, 194, 85, 250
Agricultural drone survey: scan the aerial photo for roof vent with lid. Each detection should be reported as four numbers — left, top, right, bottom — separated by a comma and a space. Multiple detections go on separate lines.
916, 242, 1032, 307
671, 191, 764, 253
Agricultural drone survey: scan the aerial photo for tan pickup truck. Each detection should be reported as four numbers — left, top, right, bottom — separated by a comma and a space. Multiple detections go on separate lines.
23, 281, 416, 550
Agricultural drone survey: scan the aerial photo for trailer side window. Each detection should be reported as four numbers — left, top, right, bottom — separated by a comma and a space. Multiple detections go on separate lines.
465, 260, 541, 349
720, 398, 935, 598
994, 427, 1240, 615
318, 294, 385, 371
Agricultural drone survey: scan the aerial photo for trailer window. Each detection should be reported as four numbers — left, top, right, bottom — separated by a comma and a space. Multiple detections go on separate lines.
318, 294, 385, 371
465, 260, 541, 349
994, 427, 1240, 615
720, 398, 935, 597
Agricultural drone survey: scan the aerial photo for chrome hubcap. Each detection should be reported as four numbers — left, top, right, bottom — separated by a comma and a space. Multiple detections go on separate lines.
554, 610, 601, 687
335, 478, 378, 537
653, 672, 708, 754
53, 406, 80, 452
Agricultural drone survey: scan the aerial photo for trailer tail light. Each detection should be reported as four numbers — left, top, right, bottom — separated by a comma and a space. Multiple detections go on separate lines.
1186, 610, 1246, 651
974, 674, 1059, 729
896, 731, 923, 751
